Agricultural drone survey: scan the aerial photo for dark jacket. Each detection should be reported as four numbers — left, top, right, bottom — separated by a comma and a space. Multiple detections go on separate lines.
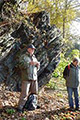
64, 63, 79, 88
19, 52, 40, 81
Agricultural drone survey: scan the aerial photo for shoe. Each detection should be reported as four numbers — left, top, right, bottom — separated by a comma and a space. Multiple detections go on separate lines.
68, 107, 74, 111
75, 107, 80, 111
37, 105, 41, 109
17, 108, 23, 113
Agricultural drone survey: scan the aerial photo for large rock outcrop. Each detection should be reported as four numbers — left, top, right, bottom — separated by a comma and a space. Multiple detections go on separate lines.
0, 2, 62, 91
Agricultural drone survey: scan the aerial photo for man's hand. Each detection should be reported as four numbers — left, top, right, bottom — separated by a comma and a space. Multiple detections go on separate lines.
36, 63, 40, 68
30, 61, 38, 66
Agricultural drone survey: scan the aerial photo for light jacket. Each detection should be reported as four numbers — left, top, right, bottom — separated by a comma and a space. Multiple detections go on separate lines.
65, 63, 79, 88
19, 52, 40, 81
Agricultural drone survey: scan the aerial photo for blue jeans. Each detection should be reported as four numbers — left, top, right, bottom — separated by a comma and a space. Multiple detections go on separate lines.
67, 87, 79, 108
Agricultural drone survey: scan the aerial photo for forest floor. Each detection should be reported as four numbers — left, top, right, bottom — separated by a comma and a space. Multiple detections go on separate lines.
0, 78, 80, 120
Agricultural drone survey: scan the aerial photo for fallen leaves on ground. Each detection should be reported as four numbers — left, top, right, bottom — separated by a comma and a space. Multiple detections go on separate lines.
0, 83, 80, 120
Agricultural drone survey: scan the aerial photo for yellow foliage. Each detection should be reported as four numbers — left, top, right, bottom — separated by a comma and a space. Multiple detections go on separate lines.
25, 0, 78, 35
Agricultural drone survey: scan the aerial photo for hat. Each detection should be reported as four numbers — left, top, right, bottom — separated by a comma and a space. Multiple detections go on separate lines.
27, 44, 36, 49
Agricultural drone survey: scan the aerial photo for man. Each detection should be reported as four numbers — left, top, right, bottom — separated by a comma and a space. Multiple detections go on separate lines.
18, 44, 40, 112
63, 58, 79, 111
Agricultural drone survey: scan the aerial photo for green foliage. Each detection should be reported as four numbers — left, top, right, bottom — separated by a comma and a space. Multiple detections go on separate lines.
21, 118, 26, 120
46, 79, 57, 90
62, 117, 66, 120
6, 108, 15, 114
52, 72, 59, 78
57, 93, 63, 97
52, 53, 69, 79
69, 49, 80, 59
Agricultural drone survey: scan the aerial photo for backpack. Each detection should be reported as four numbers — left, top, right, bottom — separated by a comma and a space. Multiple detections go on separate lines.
24, 94, 37, 111
63, 64, 70, 79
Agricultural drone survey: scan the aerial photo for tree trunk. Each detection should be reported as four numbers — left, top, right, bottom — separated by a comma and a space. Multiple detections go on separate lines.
63, 0, 68, 38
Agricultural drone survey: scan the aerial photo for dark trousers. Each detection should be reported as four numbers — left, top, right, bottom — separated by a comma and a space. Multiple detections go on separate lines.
67, 87, 79, 108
